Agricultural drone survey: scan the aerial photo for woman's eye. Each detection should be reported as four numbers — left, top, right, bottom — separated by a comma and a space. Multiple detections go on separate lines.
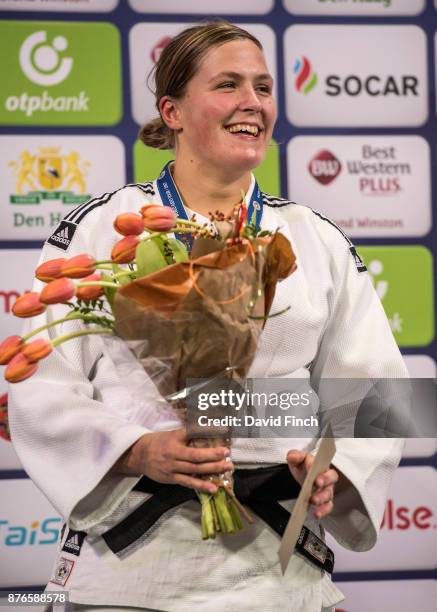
257, 84, 272, 94
218, 82, 236, 89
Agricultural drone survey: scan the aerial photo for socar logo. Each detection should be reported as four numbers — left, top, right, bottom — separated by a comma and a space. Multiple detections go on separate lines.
294, 56, 317, 94
19, 31, 73, 86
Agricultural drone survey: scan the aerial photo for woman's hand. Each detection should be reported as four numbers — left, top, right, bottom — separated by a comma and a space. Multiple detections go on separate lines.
114, 428, 233, 494
287, 449, 339, 519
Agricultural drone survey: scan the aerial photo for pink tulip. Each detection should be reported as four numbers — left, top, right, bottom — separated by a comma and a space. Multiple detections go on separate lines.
0, 336, 23, 365
61, 254, 96, 279
5, 352, 38, 383
22, 338, 53, 362
35, 258, 65, 282
140, 204, 176, 232
111, 235, 139, 264
114, 212, 144, 236
40, 278, 76, 305
76, 274, 104, 301
12, 293, 47, 318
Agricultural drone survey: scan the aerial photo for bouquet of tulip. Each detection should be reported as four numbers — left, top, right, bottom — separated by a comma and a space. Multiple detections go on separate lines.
0, 200, 296, 539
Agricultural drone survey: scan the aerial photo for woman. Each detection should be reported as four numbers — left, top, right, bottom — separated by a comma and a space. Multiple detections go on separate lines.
9, 21, 406, 612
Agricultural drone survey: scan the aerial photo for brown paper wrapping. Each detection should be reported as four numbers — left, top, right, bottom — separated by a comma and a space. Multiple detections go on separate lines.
113, 234, 296, 399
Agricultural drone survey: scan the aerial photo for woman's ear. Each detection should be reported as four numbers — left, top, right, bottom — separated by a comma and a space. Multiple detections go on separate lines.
159, 96, 182, 131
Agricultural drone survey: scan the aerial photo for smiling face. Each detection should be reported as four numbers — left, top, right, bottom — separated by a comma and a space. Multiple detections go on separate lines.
160, 39, 276, 179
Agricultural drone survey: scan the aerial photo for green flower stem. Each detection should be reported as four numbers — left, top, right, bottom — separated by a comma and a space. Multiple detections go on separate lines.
22, 313, 93, 342
214, 488, 235, 533
110, 270, 136, 281
51, 328, 114, 348
228, 498, 243, 530
76, 281, 119, 289
95, 264, 114, 271
199, 492, 216, 539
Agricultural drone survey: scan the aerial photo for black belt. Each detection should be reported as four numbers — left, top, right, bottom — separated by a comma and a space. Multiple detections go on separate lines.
102, 465, 334, 574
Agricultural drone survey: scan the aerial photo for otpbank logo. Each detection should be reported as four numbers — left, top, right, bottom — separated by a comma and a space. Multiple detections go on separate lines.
284, 25, 428, 127
294, 56, 317, 95
0, 21, 122, 126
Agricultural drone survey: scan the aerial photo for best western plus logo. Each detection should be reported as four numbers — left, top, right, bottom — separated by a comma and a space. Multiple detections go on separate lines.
308, 150, 341, 185
0, 21, 122, 125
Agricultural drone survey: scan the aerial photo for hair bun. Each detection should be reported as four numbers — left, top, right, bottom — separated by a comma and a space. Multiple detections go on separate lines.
138, 116, 174, 150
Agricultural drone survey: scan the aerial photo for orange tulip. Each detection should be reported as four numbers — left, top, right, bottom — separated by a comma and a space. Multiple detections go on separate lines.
111, 235, 139, 264
12, 292, 47, 318
76, 274, 104, 301
40, 278, 76, 305
5, 352, 38, 383
35, 258, 65, 282
140, 204, 176, 232
22, 338, 53, 362
114, 212, 144, 236
61, 254, 96, 278
0, 336, 23, 365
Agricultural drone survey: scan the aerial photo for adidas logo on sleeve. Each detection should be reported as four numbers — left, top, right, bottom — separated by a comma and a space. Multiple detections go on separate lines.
62, 529, 86, 556
47, 220, 78, 251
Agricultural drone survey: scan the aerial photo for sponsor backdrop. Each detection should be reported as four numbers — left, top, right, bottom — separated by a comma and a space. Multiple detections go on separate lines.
0, 0, 436, 608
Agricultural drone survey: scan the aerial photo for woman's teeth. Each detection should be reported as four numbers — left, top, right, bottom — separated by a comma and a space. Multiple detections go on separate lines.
227, 124, 259, 136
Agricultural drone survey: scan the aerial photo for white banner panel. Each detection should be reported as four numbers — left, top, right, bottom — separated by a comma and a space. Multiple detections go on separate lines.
0, 439, 22, 471
129, 0, 273, 13
0, 249, 41, 339
0, 478, 61, 587
402, 356, 437, 458
403, 439, 437, 458
0, 136, 125, 241
130, 22, 277, 126
327, 466, 437, 571
284, 0, 425, 16
336, 580, 437, 612
287, 136, 431, 237
284, 25, 428, 127
404, 355, 437, 378
0, 249, 40, 435
0, 0, 118, 10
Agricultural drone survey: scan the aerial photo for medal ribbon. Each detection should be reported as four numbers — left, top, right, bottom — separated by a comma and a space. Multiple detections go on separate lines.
156, 162, 263, 250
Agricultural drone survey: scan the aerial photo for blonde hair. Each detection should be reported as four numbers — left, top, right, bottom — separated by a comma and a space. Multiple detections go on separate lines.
138, 21, 262, 150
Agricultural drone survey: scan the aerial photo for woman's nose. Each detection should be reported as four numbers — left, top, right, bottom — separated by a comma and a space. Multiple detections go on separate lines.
238, 85, 262, 111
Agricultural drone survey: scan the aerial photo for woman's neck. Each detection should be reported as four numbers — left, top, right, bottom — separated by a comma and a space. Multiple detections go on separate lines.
171, 159, 252, 218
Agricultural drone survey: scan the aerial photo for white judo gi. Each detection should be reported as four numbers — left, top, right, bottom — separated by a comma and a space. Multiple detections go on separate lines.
8, 173, 407, 612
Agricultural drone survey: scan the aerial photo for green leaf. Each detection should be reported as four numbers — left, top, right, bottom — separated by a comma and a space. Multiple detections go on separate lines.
135, 237, 168, 277
111, 263, 131, 286
166, 238, 189, 263
101, 272, 116, 310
